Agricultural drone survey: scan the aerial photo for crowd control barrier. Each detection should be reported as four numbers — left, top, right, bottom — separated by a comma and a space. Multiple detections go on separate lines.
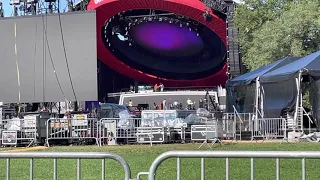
0, 152, 132, 180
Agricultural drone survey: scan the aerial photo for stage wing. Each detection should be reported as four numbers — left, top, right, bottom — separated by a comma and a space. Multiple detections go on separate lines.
0, 11, 97, 103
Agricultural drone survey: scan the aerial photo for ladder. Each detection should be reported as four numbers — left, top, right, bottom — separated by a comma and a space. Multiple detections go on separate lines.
296, 107, 303, 132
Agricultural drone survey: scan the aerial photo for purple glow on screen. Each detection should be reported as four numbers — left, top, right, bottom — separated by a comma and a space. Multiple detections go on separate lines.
130, 22, 204, 56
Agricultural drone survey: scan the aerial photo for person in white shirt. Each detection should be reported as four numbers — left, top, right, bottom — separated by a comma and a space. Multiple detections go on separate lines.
187, 98, 193, 110
187, 98, 193, 105
162, 99, 167, 110
160, 83, 164, 92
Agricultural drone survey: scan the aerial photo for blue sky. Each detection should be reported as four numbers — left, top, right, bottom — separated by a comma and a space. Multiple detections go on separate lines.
2, 0, 71, 17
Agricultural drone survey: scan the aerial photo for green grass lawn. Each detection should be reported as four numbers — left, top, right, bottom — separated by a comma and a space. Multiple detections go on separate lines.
1, 143, 320, 180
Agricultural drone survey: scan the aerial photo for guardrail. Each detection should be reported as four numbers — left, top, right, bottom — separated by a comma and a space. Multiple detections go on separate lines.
0, 118, 37, 147
139, 150, 319, 180
251, 118, 287, 141
46, 118, 100, 146
0, 114, 295, 147
0, 152, 132, 180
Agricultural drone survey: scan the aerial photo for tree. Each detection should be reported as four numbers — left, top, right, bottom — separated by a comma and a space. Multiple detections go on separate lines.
233, 0, 320, 70
234, 0, 320, 108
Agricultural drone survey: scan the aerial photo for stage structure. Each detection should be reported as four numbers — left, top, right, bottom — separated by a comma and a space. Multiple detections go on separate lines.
87, 0, 233, 87
0, 1, 97, 103
227, 56, 298, 120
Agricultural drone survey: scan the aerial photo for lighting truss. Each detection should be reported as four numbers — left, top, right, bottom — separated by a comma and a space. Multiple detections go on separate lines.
0, 1, 3, 17
9, 0, 59, 16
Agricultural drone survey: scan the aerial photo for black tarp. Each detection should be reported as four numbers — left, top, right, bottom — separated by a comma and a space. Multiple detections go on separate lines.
309, 77, 320, 129
260, 50, 320, 128
226, 56, 298, 113
227, 84, 256, 113
260, 51, 320, 83
228, 56, 298, 87
262, 79, 297, 118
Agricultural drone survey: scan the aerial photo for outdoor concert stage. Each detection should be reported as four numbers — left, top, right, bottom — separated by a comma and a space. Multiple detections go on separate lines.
88, 0, 228, 87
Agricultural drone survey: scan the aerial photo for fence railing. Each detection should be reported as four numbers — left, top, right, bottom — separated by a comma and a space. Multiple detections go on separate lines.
0, 115, 297, 147
140, 150, 320, 180
2, 150, 320, 180
0, 152, 132, 180
251, 118, 287, 141
46, 118, 100, 147
0, 118, 37, 147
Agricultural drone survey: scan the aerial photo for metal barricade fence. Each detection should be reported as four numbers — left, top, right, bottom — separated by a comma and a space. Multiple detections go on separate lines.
1, 118, 37, 147
0, 152, 132, 180
46, 118, 100, 146
222, 113, 235, 139
99, 118, 189, 146
251, 118, 287, 140
99, 118, 140, 146
138, 150, 320, 180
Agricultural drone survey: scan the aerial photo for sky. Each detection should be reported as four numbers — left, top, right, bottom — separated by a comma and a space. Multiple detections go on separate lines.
1, 0, 71, 17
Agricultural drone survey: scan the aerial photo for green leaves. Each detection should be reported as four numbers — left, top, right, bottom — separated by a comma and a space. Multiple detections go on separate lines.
234, 0, 320, 70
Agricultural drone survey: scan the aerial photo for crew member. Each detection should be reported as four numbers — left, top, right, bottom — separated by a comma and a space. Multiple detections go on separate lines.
187, 98, 193, 110
128, 100, 133, 107
162, 99, 167, 110
154, 84, 159, 92
159, 83, 164, 92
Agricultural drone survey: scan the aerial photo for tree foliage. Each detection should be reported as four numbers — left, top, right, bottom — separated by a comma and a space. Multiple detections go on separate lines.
233, 0, 320, 70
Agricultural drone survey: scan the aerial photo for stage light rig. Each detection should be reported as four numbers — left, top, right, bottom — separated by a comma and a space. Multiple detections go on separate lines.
0, 1, 3, 17
9, 0, 60, 16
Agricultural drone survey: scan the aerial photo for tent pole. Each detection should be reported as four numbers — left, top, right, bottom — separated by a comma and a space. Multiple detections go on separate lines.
261, 86, 264, 118
255, 77, 260, 119
294, 70, 302, 131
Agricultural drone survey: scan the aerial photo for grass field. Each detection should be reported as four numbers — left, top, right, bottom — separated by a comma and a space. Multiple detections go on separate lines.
1, 143, 320, 180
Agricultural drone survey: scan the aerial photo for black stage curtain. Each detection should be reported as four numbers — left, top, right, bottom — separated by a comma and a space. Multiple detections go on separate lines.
309, 77, 320, 130
262, 79, 297, 118
226, 84, 255, 113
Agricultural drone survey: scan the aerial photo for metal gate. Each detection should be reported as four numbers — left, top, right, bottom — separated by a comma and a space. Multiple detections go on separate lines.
0, 152, 132, 180
137, 150, 320, 180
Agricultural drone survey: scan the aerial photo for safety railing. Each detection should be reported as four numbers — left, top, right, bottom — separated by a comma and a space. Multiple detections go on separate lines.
1, 118, 37, 147
251, 118, 287, 141
46, 118, 100, 146
99, 118, 140, 146
0, 152, 132, 180
138, 150, 320, 180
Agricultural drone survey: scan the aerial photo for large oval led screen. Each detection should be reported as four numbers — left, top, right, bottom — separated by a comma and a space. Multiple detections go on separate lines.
129, 21, 204, 57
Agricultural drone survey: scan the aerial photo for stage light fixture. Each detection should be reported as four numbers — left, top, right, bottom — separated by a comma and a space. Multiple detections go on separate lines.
10, 0, 20, 5
26, 0, 38, 3
180, 24, 182, 27
159, 18, 162, 22
203, 11, 212, 22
